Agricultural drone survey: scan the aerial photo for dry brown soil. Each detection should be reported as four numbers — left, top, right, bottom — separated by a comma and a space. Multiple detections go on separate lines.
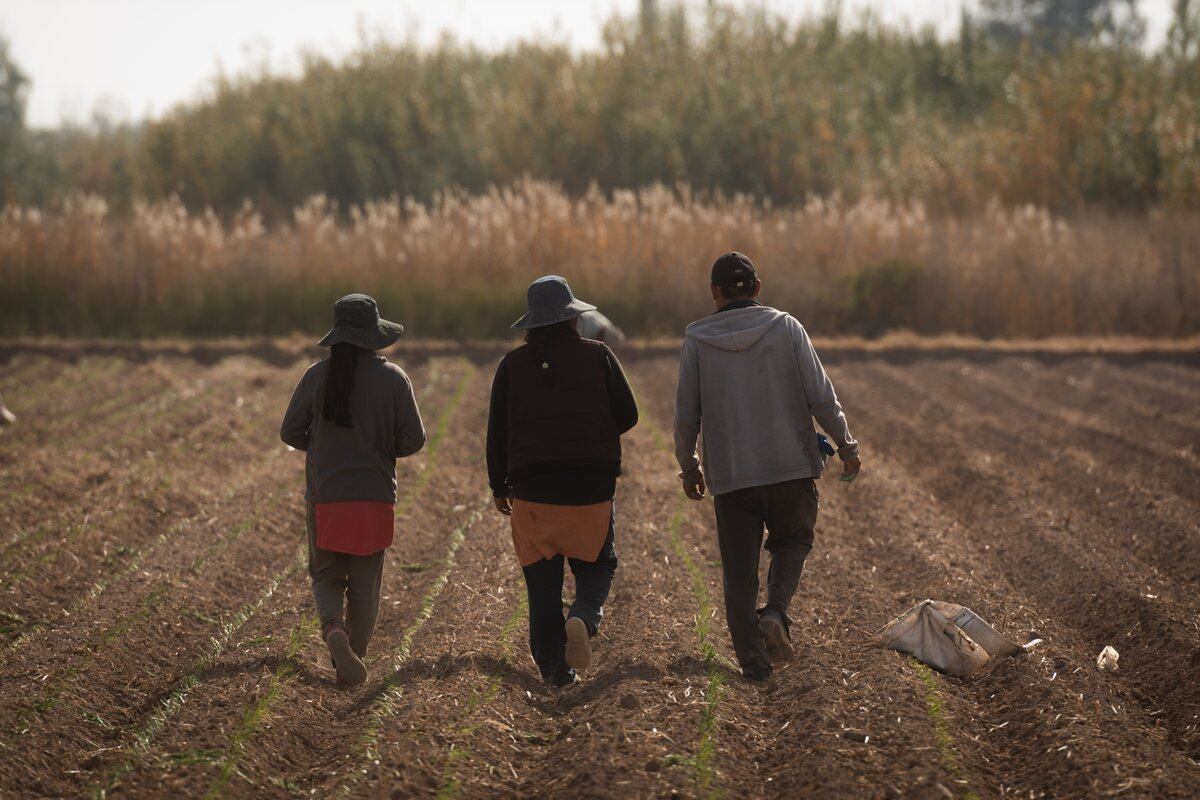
0, 340, 1197, 799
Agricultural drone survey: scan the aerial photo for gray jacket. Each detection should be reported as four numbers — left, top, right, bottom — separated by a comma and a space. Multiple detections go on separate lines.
673, 305, 858, 497
280, 354, 426, 504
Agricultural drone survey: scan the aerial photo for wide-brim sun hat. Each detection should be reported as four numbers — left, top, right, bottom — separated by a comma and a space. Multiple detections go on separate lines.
318, 293, 404, 350
511, 275, 597, 331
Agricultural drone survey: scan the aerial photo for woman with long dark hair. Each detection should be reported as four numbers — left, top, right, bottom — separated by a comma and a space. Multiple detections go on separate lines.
281, 294, 426, 685
487, 276, 638, 688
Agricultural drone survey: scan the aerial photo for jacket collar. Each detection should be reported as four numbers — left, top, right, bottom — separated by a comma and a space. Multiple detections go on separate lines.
715, 299, 763, 314
526, 322, 581, 340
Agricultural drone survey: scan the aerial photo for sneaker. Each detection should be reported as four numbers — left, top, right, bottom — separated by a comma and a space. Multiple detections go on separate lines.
564, 616, 592, 671
757, 612, 794, 664
325, 626, 367, 686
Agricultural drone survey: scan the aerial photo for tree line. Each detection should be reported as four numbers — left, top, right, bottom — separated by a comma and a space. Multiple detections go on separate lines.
1, 0, 1199, 215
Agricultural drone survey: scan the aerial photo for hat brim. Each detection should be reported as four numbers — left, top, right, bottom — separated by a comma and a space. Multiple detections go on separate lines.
510, 299, 597, 331
318, 319, 404, 349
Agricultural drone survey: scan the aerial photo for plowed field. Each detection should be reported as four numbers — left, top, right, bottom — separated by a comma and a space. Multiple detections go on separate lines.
0, 340, 1197, 799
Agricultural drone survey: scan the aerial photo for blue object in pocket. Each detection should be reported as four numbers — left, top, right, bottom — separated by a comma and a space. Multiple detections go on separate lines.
817, 433, 836, 457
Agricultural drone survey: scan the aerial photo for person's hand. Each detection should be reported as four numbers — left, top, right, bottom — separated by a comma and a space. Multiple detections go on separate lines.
839, 456, 861, 483
494, 495, 514, 515
682, 474, 706, 500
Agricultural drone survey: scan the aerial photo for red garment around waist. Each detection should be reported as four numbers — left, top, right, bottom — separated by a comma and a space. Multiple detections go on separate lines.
314, 501, 395, 555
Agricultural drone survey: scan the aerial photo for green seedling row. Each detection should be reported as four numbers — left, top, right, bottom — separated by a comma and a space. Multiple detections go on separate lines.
433, 597, 528, 800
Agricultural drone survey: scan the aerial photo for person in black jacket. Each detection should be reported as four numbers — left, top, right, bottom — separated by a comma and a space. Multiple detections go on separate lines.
487, 276, 638, 688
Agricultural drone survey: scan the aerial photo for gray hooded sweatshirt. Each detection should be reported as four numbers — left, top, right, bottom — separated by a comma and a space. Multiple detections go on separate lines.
673, 305, 858, 497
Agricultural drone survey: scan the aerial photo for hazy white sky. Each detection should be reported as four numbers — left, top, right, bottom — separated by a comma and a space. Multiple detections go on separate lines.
0, 0, 1177, 128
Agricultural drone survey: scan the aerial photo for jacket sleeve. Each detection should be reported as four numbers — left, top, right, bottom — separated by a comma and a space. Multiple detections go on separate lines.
789, 319, 859, 460
280, 367, 315, 451
673, 337, 704, 482
604, 349, 639, 435
485, 358, 512, 498
393, 368, 427, 458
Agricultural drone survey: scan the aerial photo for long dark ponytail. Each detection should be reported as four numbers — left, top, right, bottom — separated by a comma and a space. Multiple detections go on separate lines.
322, 343, 362, 428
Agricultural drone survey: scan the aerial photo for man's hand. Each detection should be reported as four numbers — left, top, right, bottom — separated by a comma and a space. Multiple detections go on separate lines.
494, 495, 514, 515
682, 474, 706, 501
839, 456, 861, 483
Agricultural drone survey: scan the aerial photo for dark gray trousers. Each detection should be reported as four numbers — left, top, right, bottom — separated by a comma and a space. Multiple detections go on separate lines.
306, 505, 386, 658
713, 477, 818, 678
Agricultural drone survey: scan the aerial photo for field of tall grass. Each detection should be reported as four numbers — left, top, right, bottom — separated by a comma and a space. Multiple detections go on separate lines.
3, 180, 1196, 339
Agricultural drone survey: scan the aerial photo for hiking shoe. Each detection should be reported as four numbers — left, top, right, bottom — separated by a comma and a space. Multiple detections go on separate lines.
564, 616, 592, 671
546, 667, 578, 689
742, 670, 777, 693
758, 613, 794, 664
326, 627, 367, 686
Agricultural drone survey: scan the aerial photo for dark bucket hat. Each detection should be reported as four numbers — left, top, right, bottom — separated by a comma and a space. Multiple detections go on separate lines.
318, 293, 404, 350
511, 275, 597, 331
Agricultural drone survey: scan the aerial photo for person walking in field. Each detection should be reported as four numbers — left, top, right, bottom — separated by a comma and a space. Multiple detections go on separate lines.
487, 276, 638, 688
674, 252, 861, 686
280, 294, 426, 686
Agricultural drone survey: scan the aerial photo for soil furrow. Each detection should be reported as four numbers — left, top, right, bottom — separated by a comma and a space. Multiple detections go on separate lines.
0, 357, 129, 447
946, 358, 1200, 501
861, 361, 1200, 596
0, 358, 260, 535
989, 357, 1200, 446
835, 362, 1200, 761
0, 360, 301, 601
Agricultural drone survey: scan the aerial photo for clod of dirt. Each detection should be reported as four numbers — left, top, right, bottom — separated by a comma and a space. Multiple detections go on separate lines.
1096, 645, 1120, 671
645, 758, 661, 772
619, 693, 640, 710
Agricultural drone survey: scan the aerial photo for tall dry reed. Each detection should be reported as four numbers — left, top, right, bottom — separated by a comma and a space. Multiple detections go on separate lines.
2, 180, 1197, 339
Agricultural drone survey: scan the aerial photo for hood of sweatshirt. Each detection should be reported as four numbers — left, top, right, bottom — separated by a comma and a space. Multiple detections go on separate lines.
684, 305, 789, 352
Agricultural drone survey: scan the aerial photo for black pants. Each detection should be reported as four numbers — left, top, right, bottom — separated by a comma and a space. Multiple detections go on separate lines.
713, 478, 818, 679
521, 513, 617, 683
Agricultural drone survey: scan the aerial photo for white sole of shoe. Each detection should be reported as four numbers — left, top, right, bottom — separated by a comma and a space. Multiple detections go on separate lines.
327, 629, 367, 686
757, 616, 794, 664
564, 616, 592, 671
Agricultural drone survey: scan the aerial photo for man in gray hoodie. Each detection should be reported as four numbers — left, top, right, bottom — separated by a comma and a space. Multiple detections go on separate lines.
674, 252, 860, 684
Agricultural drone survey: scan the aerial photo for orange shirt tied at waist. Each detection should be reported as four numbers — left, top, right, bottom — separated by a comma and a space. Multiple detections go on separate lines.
510, 499, 612, 567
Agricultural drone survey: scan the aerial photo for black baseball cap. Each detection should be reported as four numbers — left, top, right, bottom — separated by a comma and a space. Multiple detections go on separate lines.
710, 252, 758, 290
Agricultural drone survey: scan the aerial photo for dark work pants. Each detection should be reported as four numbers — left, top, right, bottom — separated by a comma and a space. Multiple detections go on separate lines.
521, 513, 618, 683
713, 478, 818, 679
306, 505, 386, 659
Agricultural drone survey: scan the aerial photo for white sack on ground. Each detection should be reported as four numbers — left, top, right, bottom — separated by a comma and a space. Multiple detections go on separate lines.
874, 599, 1039, 678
